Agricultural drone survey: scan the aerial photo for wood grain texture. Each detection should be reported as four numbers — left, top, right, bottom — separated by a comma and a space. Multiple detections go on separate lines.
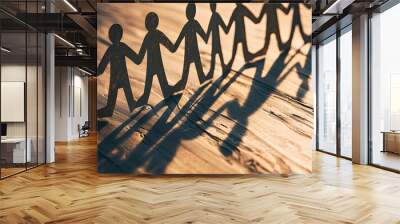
97, 3, 313, 174
1, 135, 400, 223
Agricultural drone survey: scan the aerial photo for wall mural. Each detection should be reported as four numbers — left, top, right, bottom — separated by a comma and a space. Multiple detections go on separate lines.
97, 3, 313, 175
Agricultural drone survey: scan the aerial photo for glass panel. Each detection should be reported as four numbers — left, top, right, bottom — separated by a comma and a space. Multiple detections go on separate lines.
339, 28, 352, 158
27, 31, 38, 169
1, 31, 27, 177
371, 4, 400, 171
38, 33, 45, 165
0, 1, 46, 178
317, 36, 337, 154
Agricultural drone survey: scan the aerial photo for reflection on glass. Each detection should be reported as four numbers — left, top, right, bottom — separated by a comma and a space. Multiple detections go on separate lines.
371, 4, 400, 171
318, 36, 337, 154
340, 28, 352, 158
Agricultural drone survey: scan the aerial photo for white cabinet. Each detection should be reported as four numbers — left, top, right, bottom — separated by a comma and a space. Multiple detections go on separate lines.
1, 138, 32, 163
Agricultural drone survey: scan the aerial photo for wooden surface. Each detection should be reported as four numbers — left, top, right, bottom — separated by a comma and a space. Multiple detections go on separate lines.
1, 135, 400, 223
382, 132, 400, 154
97, 3, 313, 174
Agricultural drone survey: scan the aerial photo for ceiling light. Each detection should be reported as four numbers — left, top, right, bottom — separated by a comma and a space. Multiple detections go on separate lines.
322, 0, 355, 15
63, 0, 78, 12
54, 34, 75, 48
78, 67, 93, 76
1, 47, 11, 53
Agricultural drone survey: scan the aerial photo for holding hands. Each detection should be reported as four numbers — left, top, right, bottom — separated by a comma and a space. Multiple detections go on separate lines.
98, 3, 296, 117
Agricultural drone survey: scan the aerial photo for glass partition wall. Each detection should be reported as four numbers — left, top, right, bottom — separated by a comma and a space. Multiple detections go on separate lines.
370, 3, 400, 171
316, 25, 353, 159
0, 2, 46, 179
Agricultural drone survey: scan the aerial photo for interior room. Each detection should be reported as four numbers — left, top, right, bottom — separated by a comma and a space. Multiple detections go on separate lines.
0, 22, 46, 178
1, 0, 400, 223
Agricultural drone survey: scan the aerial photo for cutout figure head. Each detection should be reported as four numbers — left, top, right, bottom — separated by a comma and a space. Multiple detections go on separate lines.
210, 3, 217, 13
109, 24, 123, 43
145, 12, 159, 31
186, 3, 196, 20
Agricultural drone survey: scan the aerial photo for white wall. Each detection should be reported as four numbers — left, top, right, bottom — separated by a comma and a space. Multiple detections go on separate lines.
1, 64, 38, 137
1, 63, 46, 164
1, 65, 26, 138
55, 67, 69, 141
55, 67, 89, 141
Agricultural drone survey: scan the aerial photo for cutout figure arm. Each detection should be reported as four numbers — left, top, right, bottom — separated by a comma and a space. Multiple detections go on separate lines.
136, 37, 147, 64
122, 43, 140, 64
256, 5, 266, 23
243, 6, 259, 23
226, 13, 235, 32
195, 21, 208, 42
206, 18, 213, 42
218, 15, 229, 34
97, 48, 110, 76
159, 31, 176, 52
278, 4, 291, 14
174, 25, 186, 51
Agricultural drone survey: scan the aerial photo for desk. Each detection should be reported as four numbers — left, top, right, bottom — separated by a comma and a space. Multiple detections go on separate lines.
1, 138, 31, 163
382, 131, 400, 154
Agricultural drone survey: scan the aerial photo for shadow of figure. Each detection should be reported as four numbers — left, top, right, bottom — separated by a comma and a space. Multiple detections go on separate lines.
135, 12, 176, 107
97, 24, 138, 118
218, 50, 311, 158
98, 61, 256, 173
287, 4, 311, 45
220, 49, 289, 157
226, 3, 260, 69
254, 3, 291, 57
98, 93, 186, 173
295, 48, 312, 100
173, 3, 209, 92
206, 3, 229, 79
216, 4, 312, 157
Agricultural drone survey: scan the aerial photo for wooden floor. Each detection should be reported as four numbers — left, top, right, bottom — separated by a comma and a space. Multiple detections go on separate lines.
372, 151, 400, 171
1, 135, 400, 223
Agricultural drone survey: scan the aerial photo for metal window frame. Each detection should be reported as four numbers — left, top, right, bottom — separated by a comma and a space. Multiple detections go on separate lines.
0, 0, 47, 180
315, 23, 353, 161
367, 0, 400, 173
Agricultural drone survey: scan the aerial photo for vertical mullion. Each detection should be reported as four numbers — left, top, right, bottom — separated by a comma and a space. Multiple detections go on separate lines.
73, 68, 75, 118
25, 0, 28, 171
44, 0, 47, 164
367, 11, 373, 165
36, 0, 39, 167
336, 28, 341, 157
0, 22, 2, 179
316, 45, 320, 150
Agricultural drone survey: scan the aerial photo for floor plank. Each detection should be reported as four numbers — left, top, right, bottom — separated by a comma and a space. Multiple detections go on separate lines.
1, 135, 400, 223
